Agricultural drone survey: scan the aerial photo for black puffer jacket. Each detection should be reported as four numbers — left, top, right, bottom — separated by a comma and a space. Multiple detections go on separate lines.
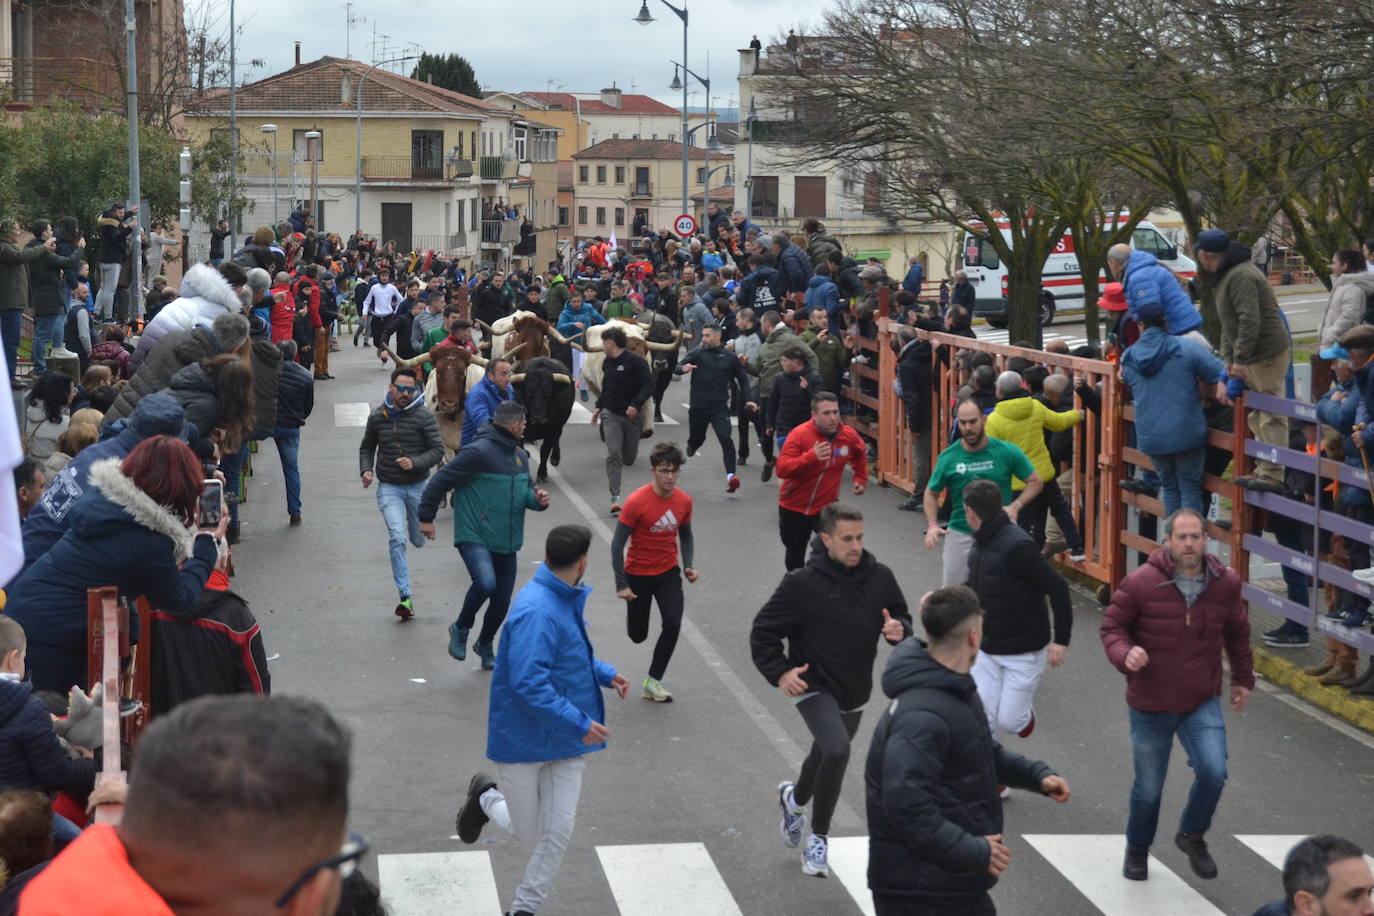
776, 242, 814, 295
751, 542, 910, 710
358, 398, 445, 485
0, 678, 96, 793
897, 334, 934, 434
247, 336, 283, 434
105, 327, 222, 423
677, 344, 750, 410
865, 640, 1054, 901
164, 362, 220, 448
966, 511, 1072, 655
275, 360, 314, 429
766, 366, 824, 434
25, 239, 83, 316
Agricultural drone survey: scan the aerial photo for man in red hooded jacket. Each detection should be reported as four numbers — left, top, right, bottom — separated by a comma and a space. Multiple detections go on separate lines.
773, 391, 867, 570
1100, 507, 1253, 885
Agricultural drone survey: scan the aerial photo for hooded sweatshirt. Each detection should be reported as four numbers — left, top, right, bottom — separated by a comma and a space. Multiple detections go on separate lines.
1120, 326, 1225, 455
1319, 269, 1374, 348
132, 263, 243, 369
985, 392, 1080, 487
1212, 240, 1289, 365
1122, 249, 1201, 335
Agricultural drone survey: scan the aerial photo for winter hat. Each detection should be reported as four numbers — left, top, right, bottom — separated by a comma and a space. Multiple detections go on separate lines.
859, 265, 884, 281
1098, 282, 1128, 312
1195, 229, 1230, 253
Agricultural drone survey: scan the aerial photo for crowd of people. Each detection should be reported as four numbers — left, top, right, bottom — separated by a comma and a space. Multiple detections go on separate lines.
1, 198, 1373, 916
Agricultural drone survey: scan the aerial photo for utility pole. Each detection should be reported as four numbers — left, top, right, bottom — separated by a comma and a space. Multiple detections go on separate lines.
125, 0, 142, 323
229, 0, 239, 235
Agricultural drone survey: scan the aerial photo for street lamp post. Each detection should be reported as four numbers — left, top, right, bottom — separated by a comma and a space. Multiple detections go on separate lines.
703, 162, 730, 226
634, 0, 690, 218
305, 129, 321, 226
260, 124, 278, 224
682, 120, 720, 229
355, 57, 417, 235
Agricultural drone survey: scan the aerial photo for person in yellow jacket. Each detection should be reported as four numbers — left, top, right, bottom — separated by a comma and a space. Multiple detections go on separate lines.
985, 370, 1087, 563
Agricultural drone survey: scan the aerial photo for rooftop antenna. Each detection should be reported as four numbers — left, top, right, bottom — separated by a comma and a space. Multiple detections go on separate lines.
345, 3, 367, 60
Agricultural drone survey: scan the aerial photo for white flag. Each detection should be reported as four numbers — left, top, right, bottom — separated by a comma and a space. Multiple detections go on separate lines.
0, 385, 26, 584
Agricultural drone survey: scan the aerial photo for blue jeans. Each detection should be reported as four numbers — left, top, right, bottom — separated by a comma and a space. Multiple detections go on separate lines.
271, 427, 302, 516
1126, 696, 1228, 850
32, 313, 64, 371
1150, 447, 1205, 518
0, 309, 22, 380
378, 481, 426, 598
456, 542, 518, 645
220, 443, 249, 527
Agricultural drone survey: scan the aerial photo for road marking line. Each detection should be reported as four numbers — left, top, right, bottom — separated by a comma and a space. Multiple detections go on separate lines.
565, 403, 679, 426
827, 835, 875, 916
1022, 834, 1226, 915
335, 401, 371, 427
1236, 835, 1374, 871
1252, 675, 1374, 751
377, 850, 503, 915
545, 464, 861, 830
598, 843, 743, 916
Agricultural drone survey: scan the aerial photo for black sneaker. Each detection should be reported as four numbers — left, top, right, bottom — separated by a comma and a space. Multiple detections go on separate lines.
897, 495, 922, 512
1263, 631, 1309, 648
761, 458, 775, 483
456, 772, 497, 844
1174, 832, 1217, 879
1123, 846, 1149, 881
1233, 476, 1285, 495
1119, 478, 1158, 497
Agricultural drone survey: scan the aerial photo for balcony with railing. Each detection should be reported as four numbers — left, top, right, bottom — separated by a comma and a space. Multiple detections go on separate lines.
630, 182, 653, 198
479, 156, 511, 181
361, 157, 470, 183
480, 219, 522, 245
411, 232, 469, 254
1, 56, 118, 108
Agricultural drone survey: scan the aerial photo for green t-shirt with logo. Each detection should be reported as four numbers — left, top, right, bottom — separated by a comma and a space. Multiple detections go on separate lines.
928, 437, 1036, 534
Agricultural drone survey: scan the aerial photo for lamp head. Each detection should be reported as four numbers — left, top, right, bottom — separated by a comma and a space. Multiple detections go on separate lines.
634, 1, 654, 24
669, 67, 683, 91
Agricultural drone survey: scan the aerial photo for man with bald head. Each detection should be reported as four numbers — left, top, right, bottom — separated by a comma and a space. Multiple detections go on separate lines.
20, 695, 356, 916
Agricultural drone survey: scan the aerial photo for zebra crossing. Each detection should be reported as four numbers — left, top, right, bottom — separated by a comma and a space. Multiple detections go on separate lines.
564, 401, 680, 425
975, 327, 1092, 350
375, 833, 1317, 916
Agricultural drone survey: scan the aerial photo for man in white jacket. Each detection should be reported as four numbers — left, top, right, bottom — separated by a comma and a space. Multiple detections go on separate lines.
131, 262, 247, 370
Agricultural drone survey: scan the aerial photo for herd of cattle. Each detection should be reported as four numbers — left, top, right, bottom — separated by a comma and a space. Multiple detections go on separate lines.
385, 311, 682, 482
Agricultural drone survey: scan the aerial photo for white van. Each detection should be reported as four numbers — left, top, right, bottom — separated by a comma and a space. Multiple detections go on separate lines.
959, 218, 1196, 328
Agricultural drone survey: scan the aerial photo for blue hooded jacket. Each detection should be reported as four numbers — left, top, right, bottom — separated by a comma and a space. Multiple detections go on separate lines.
6, 458, 218, 693
1315, 375, 1368, 507
486, 564, 618, 764
460, 376, 516, 446
804, 275, 843, 333
1122, 249, 1201, 335
1121, 326, 1225, 455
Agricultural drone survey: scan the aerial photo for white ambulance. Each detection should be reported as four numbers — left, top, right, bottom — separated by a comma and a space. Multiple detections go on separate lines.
959, 218, 1196, 328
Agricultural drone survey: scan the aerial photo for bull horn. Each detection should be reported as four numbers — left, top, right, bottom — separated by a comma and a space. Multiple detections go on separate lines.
579, 342, 602, 353
509, 373, 526, 383
504, 341, 528, 359
551, 373, 573, 385
474, 319, 496, 335
545, 326, 582, 346
470, 353, 488, 367
381, 345, 425, 368
645, 339, 680, 351
637, 321, 655, 330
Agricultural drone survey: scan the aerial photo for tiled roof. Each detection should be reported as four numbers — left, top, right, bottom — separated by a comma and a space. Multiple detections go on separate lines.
524, 91, 680, 116
572, 139, 713, 161
188, 57, 494, 116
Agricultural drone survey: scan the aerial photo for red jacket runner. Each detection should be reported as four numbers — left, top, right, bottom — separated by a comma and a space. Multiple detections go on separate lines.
775, 419, 868, 516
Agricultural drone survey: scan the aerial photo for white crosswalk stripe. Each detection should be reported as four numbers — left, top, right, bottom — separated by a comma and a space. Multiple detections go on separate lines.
598, 842, 743, 916
377, 850, 503, 915
1023, 834, 1226, 915
565, 402, 679, 425
376, 834, 1311, 915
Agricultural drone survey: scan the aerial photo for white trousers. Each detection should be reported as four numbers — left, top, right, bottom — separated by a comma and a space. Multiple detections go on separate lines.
972, 648, 1048, 737
941, 530, 974, 587
481, 756, 586, 914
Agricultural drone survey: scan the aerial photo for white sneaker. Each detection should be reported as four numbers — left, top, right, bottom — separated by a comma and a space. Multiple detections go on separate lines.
49, 347, 77, 359
801, 833, 829, 877
777, 781, 806, 848
1353, 567, 1374, 583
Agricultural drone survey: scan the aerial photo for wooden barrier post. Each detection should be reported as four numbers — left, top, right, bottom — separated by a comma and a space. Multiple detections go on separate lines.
87, 586, 125, 825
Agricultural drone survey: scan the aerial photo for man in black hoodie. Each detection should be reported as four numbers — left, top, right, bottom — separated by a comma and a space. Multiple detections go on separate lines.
751, 503, 911, 880
865, 586, 1071, 915
677, 324, 751, 493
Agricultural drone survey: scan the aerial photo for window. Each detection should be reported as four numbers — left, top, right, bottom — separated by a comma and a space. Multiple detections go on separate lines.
293, 129, 323, 162
513, 126, 527, 161
596, 165, 607, 184
633, 166, 650, 196
668, 134, 676, 142
614, 208, 624, 227
963, 235, 1000, 269
456, 132, 464, 160
578, 206, 588, 225
651, 133, 658, 140
794, 176, 826, 218
410, 130, 444, 180
595, 207, 606, 225
751, 175, 779, 218
470, 130, 477, 160
559, 206, 570, 227
471, 199, 478, 232
458, 200, 467, 234
579, 165, 589, 183
1133, 228, 1174, 257
612, 133, 620, 140
615, 166, 625, 184
696, 167, 706, 184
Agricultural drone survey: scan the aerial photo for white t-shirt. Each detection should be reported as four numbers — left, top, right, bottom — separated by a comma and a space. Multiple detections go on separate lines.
363, 282, 402, 318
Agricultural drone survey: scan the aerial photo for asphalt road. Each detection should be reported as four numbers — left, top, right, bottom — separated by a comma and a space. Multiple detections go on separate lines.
229, 341, 1374, 916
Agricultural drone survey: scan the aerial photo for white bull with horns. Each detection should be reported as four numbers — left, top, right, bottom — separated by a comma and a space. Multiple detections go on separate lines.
575, 318, 681, 438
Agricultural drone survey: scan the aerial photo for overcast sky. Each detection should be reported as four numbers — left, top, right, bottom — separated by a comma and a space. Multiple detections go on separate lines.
228, 0, 834, 112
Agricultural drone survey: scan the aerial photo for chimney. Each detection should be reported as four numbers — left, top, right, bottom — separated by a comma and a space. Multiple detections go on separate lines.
599, 86, 622, 109
294, 41, 301, 66
341, 73, 351, 106
739, 48, 759, 77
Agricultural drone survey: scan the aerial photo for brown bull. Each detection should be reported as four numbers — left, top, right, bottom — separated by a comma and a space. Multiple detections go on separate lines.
476, 311, 581, 362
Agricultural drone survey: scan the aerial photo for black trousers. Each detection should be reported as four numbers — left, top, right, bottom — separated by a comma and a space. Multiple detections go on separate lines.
625, 567, 684, 681
779, 506, 819, 571
737, 401, 773, 462
1019, 477, 1082, 552
370, 314, 391, 351
873, 893, 996, 916
687, 406, 736, 475
794, 692, 863, 836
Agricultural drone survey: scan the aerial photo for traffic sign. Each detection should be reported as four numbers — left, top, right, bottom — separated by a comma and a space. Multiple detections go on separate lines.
674, 214, 698, 237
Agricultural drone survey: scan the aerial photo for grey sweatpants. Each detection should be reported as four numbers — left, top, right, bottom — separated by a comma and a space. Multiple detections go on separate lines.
95, 263, 120, 320
941, 529, 974, 586
481, 756, 587, 914
602, 410, 641, 500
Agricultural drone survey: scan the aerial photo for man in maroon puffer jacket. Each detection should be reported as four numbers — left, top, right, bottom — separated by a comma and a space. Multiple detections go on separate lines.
1101, 507, 1254, 885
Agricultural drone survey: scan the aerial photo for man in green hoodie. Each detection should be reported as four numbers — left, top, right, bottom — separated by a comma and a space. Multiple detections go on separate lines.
545, 266, 571, 320
603, 281, 635, 319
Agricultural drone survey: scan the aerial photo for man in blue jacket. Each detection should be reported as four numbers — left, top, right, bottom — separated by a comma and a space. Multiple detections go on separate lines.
454, 524, 630, 916
460, 356, 517, 446
1108, 243, 1203, 339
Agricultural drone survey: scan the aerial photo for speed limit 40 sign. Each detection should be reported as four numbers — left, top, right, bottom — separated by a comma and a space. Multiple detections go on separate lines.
674, 213, 698, 237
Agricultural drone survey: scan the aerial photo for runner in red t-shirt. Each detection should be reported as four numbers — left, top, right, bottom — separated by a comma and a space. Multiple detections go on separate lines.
610, 441, 698, 702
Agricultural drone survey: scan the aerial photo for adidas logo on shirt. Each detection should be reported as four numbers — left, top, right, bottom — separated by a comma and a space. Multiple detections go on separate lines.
648, 510, 680, 533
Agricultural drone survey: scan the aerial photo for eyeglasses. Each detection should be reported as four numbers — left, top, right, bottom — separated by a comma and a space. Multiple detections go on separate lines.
393, 384, 418, 394
275, 829, 369, 907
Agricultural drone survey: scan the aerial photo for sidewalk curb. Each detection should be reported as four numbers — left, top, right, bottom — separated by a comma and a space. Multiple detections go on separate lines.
1252, 647, 1374, 734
